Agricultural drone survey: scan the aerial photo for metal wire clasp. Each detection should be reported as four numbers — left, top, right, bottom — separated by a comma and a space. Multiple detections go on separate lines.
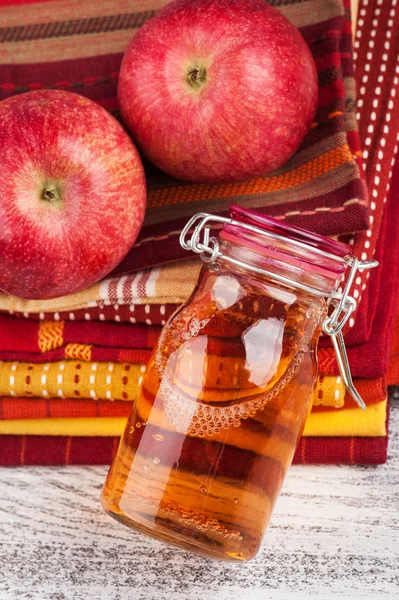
180, 213, 378, 409
322, 257, 377, 409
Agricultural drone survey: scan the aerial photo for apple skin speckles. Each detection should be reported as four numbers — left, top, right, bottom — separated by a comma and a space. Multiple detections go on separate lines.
0, 90, 146, 299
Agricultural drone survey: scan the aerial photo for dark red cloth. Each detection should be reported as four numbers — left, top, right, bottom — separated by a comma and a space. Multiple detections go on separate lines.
1, 303, 179, 325
0, 397, 131, 420
293, 434, 388, 465
318, 0, 399, 348
0, 347, 153, 363
0, 315, 161, 352
0, 433, 387, 466
387, 300, 399, 386
318, 150, 399, 379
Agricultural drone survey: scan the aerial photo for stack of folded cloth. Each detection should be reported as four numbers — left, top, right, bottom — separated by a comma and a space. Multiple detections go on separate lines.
0, 0, 398, 466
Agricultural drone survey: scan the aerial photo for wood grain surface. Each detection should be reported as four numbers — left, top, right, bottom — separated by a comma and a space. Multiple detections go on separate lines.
0, 393, 398, 600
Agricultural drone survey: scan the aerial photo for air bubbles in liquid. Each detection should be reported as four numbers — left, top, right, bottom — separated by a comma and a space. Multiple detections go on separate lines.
153, 457, 160, 465
152, 433, 164, 442
233, 498, 239, 505
143, 464, 150, 471
200, 486, 207, 494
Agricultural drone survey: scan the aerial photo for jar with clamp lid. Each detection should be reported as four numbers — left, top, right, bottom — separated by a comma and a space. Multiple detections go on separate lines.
102, 205, 377, 561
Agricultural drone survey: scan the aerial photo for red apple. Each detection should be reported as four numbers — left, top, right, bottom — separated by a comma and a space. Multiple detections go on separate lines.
118, 0, 318, 183
0, 90, 146, 299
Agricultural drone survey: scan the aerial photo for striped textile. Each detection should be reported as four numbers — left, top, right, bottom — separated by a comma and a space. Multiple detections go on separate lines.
0, 314, 161, 353
0, 260, 202, 314
0, 432, 388, 466
0, 0, 369, 278
0, 302, 179, 325
0, 377, 385, 418
0, 399, 387, 436
339, 0, 399, 346
0, 355, 384, 409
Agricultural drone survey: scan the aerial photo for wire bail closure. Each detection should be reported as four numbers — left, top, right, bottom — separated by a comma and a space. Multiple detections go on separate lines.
180, 212, 378, 409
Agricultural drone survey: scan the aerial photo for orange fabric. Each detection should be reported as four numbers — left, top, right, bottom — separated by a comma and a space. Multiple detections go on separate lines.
0, 397, 130, 420
64, 343, 93, 361
0, 400, 387, 437
37, 321, 64, 352
0, 376, 384, 421
147, 145, 355, 207
312, 377, 385, 410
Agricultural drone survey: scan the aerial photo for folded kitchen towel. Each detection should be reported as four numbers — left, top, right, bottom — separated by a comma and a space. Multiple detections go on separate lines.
0, 377, 385, 420
0, 355, 384, 407
293, 434, 388, 465
0, 346, 153, 364
0, 360, 146, 401
0, 399, 387, 437
0, 431, 387, 467
312, 376, 385, 409
303, 399, 387, 437
0, 260, 202, 316
317, 147, 399, 379
332, 0, 399, 347
0, 310, 388, 406
387, 298, 399, 386
0, 314, 159, 363
0, 303, 180, 325
0, 316, 161, 353
0, 397, 131, 420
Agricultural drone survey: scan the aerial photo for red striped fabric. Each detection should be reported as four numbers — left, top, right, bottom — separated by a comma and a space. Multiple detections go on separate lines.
0, 433, 387, 466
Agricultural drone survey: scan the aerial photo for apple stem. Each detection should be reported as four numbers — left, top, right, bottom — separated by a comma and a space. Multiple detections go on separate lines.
187, 66, 207, 89
41, 184, 61, 205
43, 190, 56, 201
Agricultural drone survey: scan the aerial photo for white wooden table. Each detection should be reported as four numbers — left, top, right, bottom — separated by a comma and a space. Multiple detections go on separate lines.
0, 394, 398, 600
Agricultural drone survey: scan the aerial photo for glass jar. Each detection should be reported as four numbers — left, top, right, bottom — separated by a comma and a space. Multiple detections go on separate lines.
101, 205, 374, 562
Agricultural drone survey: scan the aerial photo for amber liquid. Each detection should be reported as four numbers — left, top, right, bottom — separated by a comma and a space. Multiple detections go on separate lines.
102, 272, 323, 561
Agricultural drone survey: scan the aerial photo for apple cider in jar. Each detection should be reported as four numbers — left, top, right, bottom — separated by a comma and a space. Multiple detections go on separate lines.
102, 206, 373, 561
